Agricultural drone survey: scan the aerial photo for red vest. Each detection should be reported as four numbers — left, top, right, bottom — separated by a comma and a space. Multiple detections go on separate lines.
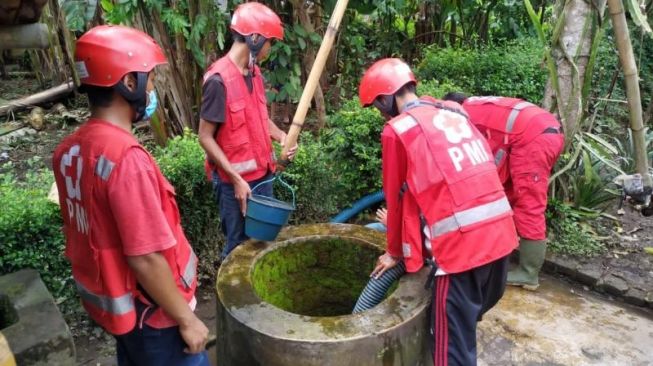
202, 56, 275, 182
52, 119, 197, 335
462, 96, 561, 182
389, 97, 518, 273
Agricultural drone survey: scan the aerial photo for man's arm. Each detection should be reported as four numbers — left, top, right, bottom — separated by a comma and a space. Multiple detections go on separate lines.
268, 118, 285, 142
370, 126, 408, 279
198, 119, 251, 215
108, 149, 208, 353
382, 126, 408, 258
268, 118, 298, 161
198, 76, 252, 215
127, 254, 208, 353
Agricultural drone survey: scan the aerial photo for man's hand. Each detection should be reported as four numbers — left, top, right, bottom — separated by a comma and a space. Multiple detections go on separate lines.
376, 208, 388, 226
179, 314, 209, 354
370, 252, 401, 279
234, 177, 251, 216
280, 133, 299, 161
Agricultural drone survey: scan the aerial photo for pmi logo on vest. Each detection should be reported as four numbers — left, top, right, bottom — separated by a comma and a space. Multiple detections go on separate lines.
433, 110, 491, 172
59, 144, 90, 235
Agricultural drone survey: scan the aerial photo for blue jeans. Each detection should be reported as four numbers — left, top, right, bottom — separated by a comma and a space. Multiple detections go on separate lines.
213, 171, 273, 259
115, 323, 210, 366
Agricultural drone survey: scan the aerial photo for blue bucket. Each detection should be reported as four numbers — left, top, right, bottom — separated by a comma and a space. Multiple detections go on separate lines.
245, 175, 295, 241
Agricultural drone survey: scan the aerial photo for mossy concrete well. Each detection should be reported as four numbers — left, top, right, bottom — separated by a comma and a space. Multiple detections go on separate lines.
251, 237, 385, 316
216, 223, 433, 366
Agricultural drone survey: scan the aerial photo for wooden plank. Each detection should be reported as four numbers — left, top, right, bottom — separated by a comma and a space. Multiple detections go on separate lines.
0, 81, 74, 116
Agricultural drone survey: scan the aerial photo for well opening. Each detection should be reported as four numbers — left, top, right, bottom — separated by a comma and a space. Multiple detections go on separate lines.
251, 237, 390, 316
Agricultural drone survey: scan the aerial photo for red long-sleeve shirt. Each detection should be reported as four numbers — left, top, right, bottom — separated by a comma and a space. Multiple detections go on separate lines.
381, 124, 426, 272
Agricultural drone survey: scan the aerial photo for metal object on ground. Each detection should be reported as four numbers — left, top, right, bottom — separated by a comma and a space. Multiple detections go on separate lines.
216, 223, 432, 366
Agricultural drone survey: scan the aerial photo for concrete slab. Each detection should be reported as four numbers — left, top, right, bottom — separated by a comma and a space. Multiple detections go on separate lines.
0, 269, 75, 365
478, 275, 653, 366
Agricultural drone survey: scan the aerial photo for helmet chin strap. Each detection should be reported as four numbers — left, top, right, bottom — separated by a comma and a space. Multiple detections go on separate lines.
114, 72, 149, 122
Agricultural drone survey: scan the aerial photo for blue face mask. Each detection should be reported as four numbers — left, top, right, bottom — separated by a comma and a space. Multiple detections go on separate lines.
144, 90, 158, 120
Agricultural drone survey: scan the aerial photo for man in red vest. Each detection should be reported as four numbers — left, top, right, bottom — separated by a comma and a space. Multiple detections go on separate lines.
52, 25, 209, 365
359, 59, 518, 365
443, 92, 565, 290
198, 2, 297, 260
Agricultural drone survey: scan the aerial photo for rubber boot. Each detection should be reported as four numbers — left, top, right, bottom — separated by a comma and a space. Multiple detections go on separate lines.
507, 239, 547, 291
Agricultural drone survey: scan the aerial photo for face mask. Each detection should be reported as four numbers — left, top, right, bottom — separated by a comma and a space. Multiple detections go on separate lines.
144, 90, 158, 120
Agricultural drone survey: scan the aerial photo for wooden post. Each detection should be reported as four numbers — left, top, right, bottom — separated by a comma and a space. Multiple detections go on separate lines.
0, 23, 49, 49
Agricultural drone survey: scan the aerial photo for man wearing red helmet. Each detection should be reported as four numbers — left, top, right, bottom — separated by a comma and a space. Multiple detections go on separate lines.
358, 58, 518, 365
198, 2, 297, 259
443, 92, 564, 291
53, 25, 209, 365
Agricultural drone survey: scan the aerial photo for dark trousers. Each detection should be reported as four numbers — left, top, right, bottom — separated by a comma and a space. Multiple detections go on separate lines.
115, 324, 209, 366
212, 171, 273, 259
431, 255, 509, 366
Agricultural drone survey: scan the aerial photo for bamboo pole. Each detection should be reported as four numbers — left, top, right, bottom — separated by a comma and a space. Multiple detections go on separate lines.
279, 0, 349, 166
607, 0, 652, 187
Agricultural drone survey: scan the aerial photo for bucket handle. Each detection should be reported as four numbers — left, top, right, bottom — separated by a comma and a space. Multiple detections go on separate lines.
251, 174, 296, 208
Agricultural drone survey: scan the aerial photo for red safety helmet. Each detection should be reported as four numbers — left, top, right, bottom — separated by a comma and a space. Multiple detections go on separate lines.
74, 25, 167, 87
230, 2, 284, 40
359, 58, 417, 107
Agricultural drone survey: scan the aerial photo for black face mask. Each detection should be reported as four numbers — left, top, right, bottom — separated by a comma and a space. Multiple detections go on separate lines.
246, 34, 268, 69
373, 94, 399, 119
114, 72, 149, 122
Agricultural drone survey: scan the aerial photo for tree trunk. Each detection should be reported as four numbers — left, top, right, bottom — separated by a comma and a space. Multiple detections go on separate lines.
290, 0, 327, 131
607, 0, 652, 187
545, 0, 601, 149
132, 4, 195, 138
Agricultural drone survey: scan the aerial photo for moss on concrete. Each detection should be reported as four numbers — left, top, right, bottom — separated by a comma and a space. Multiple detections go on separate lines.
251, 238, 383, 316
0, 294, 17, 329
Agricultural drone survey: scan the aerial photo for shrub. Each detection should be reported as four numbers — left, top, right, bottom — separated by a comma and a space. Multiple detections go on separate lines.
276, 133, 346, 223
416, 38, 547, 102
546, 199, 605, 257
153, 130, 222, 281
0, 162, 73, 304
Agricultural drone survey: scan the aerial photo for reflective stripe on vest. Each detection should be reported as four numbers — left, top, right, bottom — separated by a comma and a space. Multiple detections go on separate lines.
494, 148, 506, 166
181, 251, 197, 289
391, 115, 418, 135
75, 281, 134, 315
505, 101, 535, 133
430, 197, 511, 238
95, 155, 115, 181
231, 159, 257, 174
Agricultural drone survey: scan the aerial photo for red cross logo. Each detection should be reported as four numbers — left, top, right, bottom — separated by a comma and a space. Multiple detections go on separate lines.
59, 145, 83, 201
433, 110, 473, 143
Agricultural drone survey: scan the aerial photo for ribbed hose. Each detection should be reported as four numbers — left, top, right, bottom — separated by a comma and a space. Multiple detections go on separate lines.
352, 261, 407, 313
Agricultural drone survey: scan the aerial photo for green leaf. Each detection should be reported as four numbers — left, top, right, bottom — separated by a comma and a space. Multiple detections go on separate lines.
583, 132, 619, 155
625, 0, 652, 35
293, 24, 308, 37
298, 37, 306, 50
100, 0, 114, 12
523, 0, 546, 44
